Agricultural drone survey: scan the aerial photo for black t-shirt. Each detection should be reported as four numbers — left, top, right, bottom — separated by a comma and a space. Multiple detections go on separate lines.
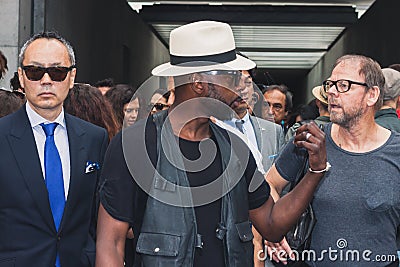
99, 117, 270, 266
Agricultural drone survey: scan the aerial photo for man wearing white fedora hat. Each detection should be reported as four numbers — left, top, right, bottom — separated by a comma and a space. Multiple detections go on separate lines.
96, 20, 328, 267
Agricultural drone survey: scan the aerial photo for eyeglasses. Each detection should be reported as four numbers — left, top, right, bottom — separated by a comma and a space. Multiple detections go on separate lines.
22, 65, 75, 82
322, 79, 368, 93
202, 70, 241, 87
148, 103, 169, 111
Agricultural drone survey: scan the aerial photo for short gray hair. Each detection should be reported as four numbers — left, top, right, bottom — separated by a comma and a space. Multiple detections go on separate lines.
19, 31, 76, 67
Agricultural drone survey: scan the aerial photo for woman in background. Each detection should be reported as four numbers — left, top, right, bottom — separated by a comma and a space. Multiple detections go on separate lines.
64, 83, 120, 141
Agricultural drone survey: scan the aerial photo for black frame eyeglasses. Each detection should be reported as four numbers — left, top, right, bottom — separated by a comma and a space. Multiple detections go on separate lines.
322, 79, 368, 93
22, 65, 75, 82
201, 70, 242, 87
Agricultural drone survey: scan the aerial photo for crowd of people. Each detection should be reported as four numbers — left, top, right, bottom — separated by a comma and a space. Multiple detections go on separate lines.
0, 20, 399, 267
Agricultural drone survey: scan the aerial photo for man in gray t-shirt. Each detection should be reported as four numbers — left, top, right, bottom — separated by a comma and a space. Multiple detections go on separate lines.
265, 55, 400, 267
274, 123, 400, 266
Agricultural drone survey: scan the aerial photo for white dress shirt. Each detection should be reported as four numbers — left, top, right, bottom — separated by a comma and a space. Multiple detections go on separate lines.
26, 103, 71, 199
219, 114, 265, 174
225, 111, 258, 149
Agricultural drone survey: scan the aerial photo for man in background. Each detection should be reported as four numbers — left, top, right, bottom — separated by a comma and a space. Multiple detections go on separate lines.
374, 68, 400, 132
263, 84, 293, 133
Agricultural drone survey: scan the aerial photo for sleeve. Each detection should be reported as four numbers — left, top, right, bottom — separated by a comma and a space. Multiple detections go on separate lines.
274, 138, 308, 183
99, 132, 136, 225
245, 151, 270, 210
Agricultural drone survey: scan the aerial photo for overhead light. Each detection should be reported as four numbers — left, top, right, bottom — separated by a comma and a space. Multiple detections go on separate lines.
242, 51, 326, 69
128, 2, 154, 12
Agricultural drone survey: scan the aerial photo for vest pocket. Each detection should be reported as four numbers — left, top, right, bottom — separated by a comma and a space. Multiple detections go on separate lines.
235, 221, 254, 242
136, 232, 180, 256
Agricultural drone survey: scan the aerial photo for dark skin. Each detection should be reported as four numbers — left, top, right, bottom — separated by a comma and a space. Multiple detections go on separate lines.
96, 75, 327, 267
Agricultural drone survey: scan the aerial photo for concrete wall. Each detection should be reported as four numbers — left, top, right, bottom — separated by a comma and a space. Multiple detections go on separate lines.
0, 0, 168, 89
44, 0, 169, 88
0, 0, 31, 89
306, 0, 400, 102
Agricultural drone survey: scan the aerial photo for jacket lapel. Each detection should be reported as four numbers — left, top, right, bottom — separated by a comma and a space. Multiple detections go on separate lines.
59, 114, 86, 230
249, 116, 262, 151
7, 107, 55, 231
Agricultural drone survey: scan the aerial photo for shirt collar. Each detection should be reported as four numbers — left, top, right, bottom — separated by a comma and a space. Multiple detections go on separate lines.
241, 111, 250, 123
231, 110, 250, 123
26, 102, 66, 129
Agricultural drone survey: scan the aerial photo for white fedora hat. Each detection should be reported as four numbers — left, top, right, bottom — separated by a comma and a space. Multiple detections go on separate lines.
152, 21, 256, 77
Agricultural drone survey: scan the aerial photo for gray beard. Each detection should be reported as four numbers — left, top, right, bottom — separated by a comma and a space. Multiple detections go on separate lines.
330, 94, 367, 129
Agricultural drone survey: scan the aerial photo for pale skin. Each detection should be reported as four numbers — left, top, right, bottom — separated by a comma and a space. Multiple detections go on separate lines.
18, 38, 76, 121
123, 98, 139, 127
263, 89, 287, 125
96, 72, 328, 267
265, 57, 391, 263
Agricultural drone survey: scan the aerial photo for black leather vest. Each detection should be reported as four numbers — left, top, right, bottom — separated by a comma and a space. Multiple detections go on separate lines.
136, 111, 254, 266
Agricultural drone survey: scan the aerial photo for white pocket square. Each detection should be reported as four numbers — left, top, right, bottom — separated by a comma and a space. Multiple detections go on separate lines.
85, 161, 100, 174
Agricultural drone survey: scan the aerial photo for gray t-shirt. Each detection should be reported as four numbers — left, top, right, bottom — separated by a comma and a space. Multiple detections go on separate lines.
275, 123, 400, 267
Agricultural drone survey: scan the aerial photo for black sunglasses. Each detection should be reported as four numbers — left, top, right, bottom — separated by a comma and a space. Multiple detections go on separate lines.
148, 103, 169, 111
22, 65, 75, 82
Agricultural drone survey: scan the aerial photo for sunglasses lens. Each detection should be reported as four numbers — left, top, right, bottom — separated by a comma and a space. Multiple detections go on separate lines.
24, 67, 45, 81
47, 67, 69, 82
23, 66, 71, 82
154, 103, 164, 110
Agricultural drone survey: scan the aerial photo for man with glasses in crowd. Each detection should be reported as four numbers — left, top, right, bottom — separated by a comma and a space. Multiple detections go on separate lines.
265, 54, 400, 266
96, 20, 328, 266
0, 32, 108, 267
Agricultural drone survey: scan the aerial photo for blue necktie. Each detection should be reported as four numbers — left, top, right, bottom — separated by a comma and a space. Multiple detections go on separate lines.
41, 123, 65, 267
235, 119, 245, 133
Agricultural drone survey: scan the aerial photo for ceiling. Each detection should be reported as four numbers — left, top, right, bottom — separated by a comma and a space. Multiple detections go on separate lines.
128, 0, 376, 72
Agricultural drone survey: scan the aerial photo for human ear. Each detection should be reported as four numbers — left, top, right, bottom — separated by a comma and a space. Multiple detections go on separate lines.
366, 86, 380, 107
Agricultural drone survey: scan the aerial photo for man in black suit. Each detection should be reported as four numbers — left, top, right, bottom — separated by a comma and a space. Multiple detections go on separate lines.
0, 32, 108, 267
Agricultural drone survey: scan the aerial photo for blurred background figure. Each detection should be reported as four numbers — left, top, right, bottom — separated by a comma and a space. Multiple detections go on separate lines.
285, 85, 330, 143
262, 84, 293, 133
0, 50, 8, 84
287, 100, 319, 126
64, 83, 120, 141
0, 50, 24, 118
105, 84, 142, 128
0, 88, 25, 118
123, 95, 140, 128
374, 68, 400, 132
10, 72, 24, 93
389, 64, 400, 118
94, 77, 115, 95
148, 88, 171, 115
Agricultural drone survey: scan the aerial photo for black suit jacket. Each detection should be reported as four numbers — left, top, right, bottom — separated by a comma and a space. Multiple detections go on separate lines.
0, 106, 108, 267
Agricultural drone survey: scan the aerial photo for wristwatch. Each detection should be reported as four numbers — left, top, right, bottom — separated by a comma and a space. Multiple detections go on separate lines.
308, 162, 331, 173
